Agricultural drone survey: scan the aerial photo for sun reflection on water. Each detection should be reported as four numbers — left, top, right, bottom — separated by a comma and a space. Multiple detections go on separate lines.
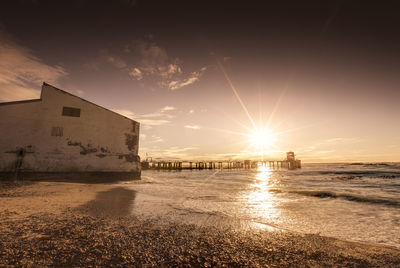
243, 164, 281, 224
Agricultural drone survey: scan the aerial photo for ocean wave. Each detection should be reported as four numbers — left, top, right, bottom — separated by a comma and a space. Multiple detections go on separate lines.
168, 204, 226, 217
300, 170, 400, 178
188, 195, 218, 200
331, 175, 363, 181
291, 190, 400, 207
378, 175, 397, 179
348, 162, 394, 166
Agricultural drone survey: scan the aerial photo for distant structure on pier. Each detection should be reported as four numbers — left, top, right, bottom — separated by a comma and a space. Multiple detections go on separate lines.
286, 151, 295, 161
0, 82, 141, 180
285, 151, 301, 170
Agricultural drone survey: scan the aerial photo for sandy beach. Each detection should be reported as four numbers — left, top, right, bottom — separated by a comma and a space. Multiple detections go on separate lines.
0, 180, 399, 267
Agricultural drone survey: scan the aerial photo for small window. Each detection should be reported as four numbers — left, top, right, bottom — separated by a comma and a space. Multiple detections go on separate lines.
51, 126, 63, 137
62, 106, 80, 117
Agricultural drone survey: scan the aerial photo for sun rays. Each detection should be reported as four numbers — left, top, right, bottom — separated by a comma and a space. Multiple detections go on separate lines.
213, 57, 285, 158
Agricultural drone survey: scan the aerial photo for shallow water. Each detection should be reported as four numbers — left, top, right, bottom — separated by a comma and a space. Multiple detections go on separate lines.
120, 163, 400, 249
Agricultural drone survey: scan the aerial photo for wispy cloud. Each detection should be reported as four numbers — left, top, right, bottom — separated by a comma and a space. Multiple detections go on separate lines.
113, 105, 177, 126
149, 135, 164, 143
161, 105, 176, 112
84, 49, 129, 72
73, 89, 85, 96
296, 137, 365, 161
139, 119, 170, 126
323, 137, 363, 145
299, 137, 363, 152
106, 56, 127, 69
113, 109, 136, 119
129, 67, 143, 80
184, 125, 201, 130
168, 67, 206, 90
139, 146, 199, 159
0, 27, 68, 101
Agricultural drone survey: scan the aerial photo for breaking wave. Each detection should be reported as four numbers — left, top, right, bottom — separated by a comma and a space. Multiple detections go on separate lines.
291, 190, 400, 207
299, 170, 400, 179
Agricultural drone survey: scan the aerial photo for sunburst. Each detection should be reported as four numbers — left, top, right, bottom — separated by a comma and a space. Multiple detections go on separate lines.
248, 127, 277, 150
211, 57, 300, 159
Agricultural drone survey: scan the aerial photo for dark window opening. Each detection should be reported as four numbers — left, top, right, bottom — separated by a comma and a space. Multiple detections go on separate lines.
62, 106, 80, 117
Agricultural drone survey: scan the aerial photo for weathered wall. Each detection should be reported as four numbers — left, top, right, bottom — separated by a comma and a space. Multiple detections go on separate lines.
0, 83, 140, 179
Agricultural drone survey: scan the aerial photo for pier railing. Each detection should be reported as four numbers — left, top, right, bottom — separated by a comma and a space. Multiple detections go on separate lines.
141, 160, 301, 170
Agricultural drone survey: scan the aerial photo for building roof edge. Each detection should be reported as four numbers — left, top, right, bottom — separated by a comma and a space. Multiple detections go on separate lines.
42, 82, 140, 125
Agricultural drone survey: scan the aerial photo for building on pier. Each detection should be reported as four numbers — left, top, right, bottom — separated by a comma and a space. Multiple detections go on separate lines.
286, 151, 295, 161
286, 151, 301, 169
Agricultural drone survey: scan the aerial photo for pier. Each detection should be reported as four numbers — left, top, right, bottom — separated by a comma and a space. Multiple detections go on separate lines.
141, 152, 301, 170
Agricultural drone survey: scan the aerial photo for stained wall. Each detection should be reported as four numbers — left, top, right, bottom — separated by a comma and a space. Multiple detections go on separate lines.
0, 83, 140, 179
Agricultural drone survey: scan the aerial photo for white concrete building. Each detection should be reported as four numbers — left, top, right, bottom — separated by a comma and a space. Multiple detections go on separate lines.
0, 82, 141, 180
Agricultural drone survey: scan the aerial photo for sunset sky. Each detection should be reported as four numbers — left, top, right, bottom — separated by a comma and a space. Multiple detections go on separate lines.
1, 0, 399, 162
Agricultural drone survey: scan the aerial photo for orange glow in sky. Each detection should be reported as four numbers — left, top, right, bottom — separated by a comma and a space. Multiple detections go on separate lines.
1, 1, 400, 162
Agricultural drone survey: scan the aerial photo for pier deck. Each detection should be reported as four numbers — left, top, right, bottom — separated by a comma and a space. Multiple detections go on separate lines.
141, 160, 301, 170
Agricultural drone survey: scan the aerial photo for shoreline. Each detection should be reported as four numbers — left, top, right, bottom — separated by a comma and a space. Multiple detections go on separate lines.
1, 181, 399, 266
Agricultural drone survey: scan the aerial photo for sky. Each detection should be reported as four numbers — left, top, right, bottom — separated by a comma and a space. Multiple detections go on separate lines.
0, 0, 399, 162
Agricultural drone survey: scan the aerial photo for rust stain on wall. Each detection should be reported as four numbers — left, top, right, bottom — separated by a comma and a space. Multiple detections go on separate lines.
131, 121, 139, 132
65, 139, 139, 163
67, 141, 81, 147
67, 140, 98, 155
125, 133, 138, 151
80, 147, 98, 155
100, 147, 110, 153
124, 153, 140, 163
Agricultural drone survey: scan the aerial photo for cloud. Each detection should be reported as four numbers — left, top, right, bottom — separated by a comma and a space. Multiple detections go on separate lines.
161, 106, 176, 112
0, 28, 68, 101
167, 67, 207, 90
323, 137, 363, 145
139, 146, 199, 159
82, 61, 100, 71
296, 137, 364, 160
223, 56, 232, 62
124, 38, 206, 90
113, 109, 171, 126
168, 73, 198, 90
167, 146, 199, 153
150, 135, 164, 143
113, 106, 177, 126
142, 125, 153, 130
139, 119, 170, 126
184, 125, 201, 130
73, 89, 85, 96
83, 49, 129, 73
87, 38, 206, 90
113, 109, 136, 119
106, 56, 127, 69
129, 68, 143, 80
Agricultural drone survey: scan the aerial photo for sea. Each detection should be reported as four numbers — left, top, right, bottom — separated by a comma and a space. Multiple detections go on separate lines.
120, 163, 400, 249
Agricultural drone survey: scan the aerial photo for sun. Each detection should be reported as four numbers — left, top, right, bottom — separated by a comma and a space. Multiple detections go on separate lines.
249, 127, 277, 150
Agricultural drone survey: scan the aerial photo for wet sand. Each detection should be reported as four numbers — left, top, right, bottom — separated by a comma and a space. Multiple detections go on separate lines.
0, 181, 399, 267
